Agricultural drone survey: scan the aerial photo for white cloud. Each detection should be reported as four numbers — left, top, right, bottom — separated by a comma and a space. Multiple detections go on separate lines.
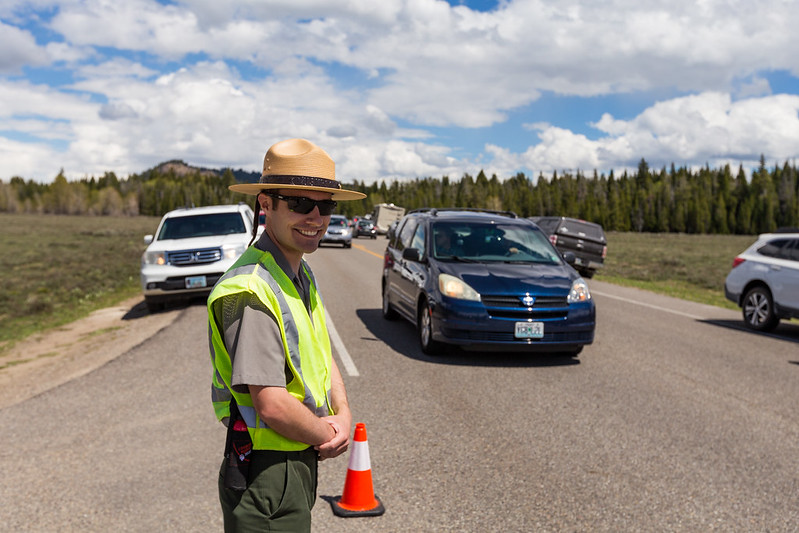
0, 137, 61, 180
515, 92, 799, 174
0, 20, 48, 72
2, 0, 799, 183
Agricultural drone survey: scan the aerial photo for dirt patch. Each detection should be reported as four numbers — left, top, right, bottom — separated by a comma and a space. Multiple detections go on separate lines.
0, 296, 182, 410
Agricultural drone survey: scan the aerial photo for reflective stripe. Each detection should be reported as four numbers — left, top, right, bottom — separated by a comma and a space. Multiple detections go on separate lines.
238, 403, 268, 429
250, 259, 326, 416
211, 380, 231, 404
216, 263, 259, 285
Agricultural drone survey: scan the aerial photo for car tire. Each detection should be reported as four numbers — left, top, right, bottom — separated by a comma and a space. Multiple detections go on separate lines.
742, 286, 779, 331
382, 283, 398, 320
418, 300, 444, 355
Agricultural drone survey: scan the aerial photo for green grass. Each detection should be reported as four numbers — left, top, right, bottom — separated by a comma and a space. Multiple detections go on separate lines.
0, 213, 161, 352
0, 214, 759, 352
595, 231, 757, 310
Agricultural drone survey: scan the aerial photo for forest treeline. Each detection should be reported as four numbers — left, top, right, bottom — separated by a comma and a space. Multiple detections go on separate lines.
1, 156, 797, 235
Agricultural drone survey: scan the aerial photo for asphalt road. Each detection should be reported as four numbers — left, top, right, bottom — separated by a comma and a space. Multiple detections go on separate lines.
1, 236, 798, 532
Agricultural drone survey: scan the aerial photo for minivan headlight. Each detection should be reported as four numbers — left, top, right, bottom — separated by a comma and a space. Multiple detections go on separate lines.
568, 278, 592, 303
439, 273, 481, 301
143, 251, 166, 266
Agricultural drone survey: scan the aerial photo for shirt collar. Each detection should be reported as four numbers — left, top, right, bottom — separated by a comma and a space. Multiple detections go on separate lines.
255, 231, 301, 282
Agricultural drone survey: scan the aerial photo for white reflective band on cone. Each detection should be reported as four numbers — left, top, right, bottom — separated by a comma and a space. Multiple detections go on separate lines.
347, 440, 371, 471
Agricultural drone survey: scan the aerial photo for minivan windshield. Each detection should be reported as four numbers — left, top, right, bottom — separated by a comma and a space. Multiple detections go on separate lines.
158, 213, 246, 240
431, 221, 562, 264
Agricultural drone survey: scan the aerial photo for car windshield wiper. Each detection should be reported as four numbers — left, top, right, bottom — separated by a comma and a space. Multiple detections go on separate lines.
439, 255, 479, 262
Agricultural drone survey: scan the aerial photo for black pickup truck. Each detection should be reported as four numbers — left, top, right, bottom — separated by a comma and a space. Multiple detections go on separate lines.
529, 216, 607, 278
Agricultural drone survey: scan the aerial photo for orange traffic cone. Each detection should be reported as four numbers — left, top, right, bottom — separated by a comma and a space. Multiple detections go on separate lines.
331, 423, 385, 517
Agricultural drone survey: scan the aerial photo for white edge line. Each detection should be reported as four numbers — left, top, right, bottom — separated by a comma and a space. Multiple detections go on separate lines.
325, 308, 360, 377
591, 290, 704, 320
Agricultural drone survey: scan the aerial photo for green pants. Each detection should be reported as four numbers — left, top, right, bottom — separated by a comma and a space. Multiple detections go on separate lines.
219, 448, 318, 532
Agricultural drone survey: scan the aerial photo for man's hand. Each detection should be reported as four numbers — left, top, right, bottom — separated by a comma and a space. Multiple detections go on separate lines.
315, 414, 351, 460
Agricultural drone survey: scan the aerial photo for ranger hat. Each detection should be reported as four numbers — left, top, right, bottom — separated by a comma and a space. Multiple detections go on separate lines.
228, 138, 366, 201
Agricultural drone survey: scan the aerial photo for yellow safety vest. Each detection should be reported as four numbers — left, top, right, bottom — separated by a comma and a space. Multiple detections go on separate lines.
208, 246, 333, 451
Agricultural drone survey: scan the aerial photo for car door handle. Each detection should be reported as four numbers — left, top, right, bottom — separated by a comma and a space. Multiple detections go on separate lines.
771, 265, 782, 271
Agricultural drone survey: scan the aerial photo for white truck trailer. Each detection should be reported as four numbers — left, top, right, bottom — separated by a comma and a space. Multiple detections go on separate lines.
371, 203, 405, 235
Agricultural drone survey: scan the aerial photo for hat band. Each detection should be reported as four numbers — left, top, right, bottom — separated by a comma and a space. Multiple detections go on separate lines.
261, 175, 342, 190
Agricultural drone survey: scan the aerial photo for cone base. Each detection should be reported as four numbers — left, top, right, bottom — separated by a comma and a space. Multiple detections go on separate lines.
331, 495, 385, 517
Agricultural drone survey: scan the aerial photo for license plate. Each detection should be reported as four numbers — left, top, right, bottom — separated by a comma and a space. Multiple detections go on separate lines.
515, 321, 544, 339
185, 275, 207, 289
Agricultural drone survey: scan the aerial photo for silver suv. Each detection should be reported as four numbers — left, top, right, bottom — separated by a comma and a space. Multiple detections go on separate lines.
141, 203, 254, 312
724, 231, 799, 331
320, 214, 352, 248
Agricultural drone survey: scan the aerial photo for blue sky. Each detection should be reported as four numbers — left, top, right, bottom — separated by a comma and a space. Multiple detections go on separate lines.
2, 0, 799, 184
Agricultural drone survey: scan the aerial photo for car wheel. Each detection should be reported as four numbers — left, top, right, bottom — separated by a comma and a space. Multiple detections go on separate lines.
742, 286, 779, 331
382, 283, 398, 320
418, 301, 444, 355
344, 242, 352, 248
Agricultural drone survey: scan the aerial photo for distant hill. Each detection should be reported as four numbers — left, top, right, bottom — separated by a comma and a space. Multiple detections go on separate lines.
152, 160, 219, 178
144, 160, 260, 183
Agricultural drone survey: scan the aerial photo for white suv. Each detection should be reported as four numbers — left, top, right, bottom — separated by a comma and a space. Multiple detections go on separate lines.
141, 203, 254, 312
724, 231, 799, 331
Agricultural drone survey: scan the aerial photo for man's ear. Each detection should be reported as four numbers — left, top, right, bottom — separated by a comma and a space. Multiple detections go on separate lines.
257, 192, 270, 211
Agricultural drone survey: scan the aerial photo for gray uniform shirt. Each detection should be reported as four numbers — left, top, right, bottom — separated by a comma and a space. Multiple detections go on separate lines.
213, 232, 312, 393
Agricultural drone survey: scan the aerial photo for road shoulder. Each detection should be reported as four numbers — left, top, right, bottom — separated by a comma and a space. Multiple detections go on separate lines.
0, 296, 181, 410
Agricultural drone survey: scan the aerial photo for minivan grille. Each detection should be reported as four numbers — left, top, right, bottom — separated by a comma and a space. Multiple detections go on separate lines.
167, 248, 222, 266
480, 294, 569, 319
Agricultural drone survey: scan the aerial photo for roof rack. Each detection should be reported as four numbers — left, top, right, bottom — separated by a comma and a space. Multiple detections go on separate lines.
407, 207, 518, 218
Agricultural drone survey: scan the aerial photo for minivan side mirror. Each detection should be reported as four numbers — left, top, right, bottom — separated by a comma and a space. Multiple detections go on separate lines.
562, 251, 576, 264
402, 248, 423, 262
144, 235, 154, 245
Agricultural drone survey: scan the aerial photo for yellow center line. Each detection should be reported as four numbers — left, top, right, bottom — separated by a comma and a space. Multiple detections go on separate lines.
352, 242, 384, 259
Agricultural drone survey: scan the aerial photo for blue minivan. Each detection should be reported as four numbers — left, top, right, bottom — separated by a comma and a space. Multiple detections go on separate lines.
381, 208, 596, 356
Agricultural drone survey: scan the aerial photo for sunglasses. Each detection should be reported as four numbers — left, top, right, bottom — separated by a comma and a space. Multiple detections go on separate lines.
266, 193, 337, 216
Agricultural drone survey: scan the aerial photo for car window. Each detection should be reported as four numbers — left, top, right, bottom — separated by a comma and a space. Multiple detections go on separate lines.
558, 219, 605, 241
396, 219, 418, 251
410, 223, 426, 259
758, 239, 792, 259
533, 218, 557, 233
388, 220, 402, 247
789, 240, 799, 261
158, 212, 246, 240
329, 217, 347, 227
434, 221, 560, 263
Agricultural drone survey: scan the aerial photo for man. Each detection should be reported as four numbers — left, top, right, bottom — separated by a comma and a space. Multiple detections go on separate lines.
434, 226, 462, 257
207, 138, 366, 531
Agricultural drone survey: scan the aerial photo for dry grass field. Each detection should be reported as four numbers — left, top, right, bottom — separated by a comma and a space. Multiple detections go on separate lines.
0, 213, 161, 352
600, 231, 757, 310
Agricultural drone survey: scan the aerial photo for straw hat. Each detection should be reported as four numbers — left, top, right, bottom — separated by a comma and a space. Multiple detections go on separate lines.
228, 138, 366, 201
